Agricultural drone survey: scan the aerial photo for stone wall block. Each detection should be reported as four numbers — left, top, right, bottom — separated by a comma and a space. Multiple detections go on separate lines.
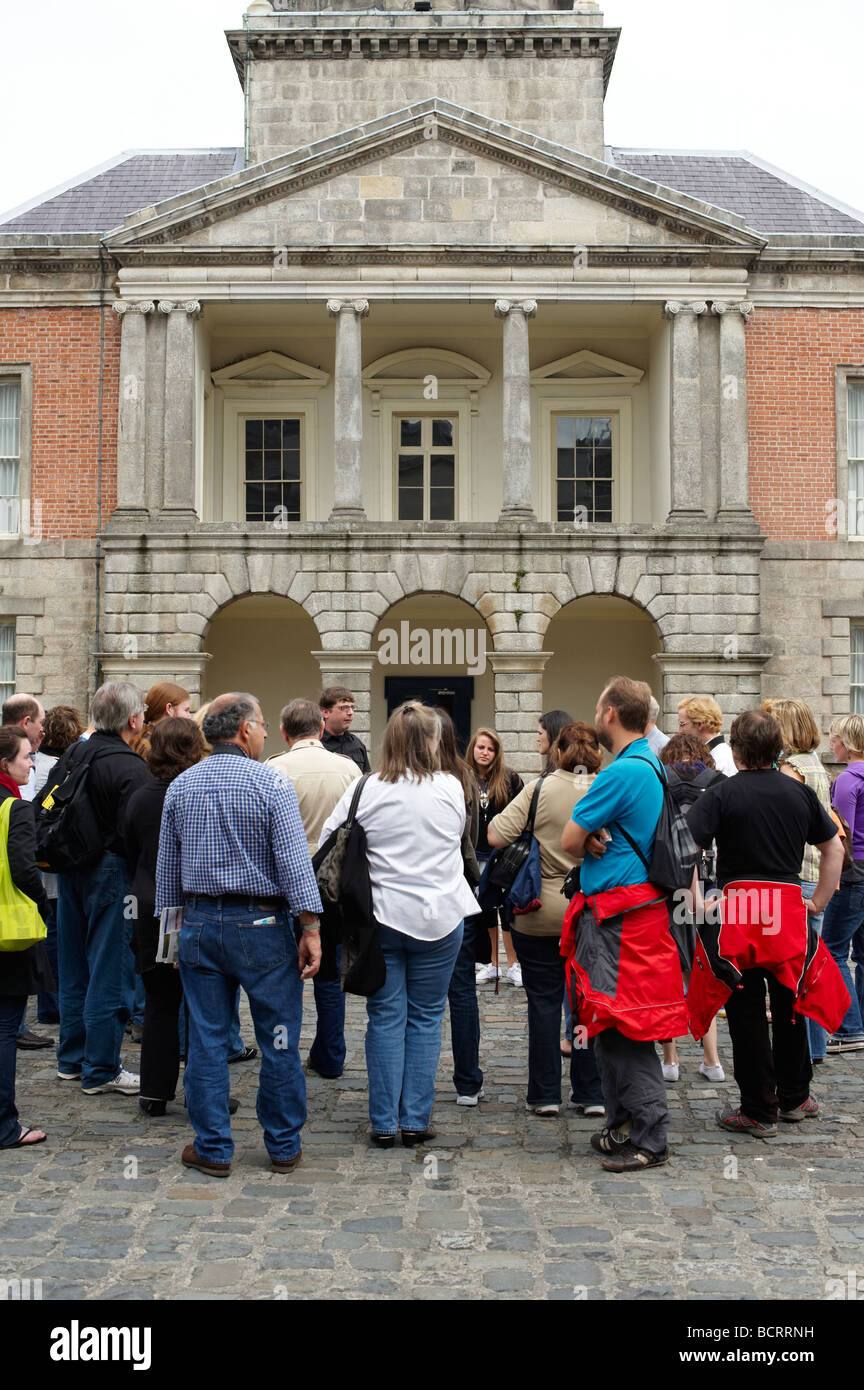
390, 553, 421, 597
831, 617, 850, 638
615, 555, 648, 599
204, 573, 234, 611
588, 554, 617, 593
632, 574, 662, 612
475, 593, 498, 620
561, 554, 592, 599
247, 554, 275, 593
286, 571, 317, 606
646, 556, 676, 575
460, 572, 492, 606
822, 637, 849, 658
175, 614, 209, 637
346, 612, 379, 634
823, 676, 851, 696
486, 612, 517, 635
221, 554, 250, 598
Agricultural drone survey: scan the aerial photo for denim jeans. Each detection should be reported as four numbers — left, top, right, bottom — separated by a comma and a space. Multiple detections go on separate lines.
36, 896, 59, 1024
309, 947, 346, 1077
179, 899, 305, 1165
56, 852, 133, 1088
365, 921, 463, 1134
821, 879, 864, 1038
0, 995, 27, 1147
800, 880, 826, 1060
447, 915, 483, 1097
179, 986, 245, 1059
512, 929, 602, 1107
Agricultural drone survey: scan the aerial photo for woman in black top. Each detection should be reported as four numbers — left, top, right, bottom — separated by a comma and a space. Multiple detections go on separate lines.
122, 718, 204, 1116
467, 727, 523, 984
0, 725, 52, 1147
537, 709, 573, 776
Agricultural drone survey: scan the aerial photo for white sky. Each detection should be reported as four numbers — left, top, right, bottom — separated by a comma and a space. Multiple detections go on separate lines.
2, 0, 863, 221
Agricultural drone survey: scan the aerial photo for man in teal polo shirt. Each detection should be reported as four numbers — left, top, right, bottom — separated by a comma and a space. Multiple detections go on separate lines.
562, 676, 686, 1170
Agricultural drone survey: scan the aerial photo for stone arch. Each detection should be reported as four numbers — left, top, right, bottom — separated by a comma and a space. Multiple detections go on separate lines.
543, 593, 664, 726
202, 592, 324, 759
370, 591, 494, 751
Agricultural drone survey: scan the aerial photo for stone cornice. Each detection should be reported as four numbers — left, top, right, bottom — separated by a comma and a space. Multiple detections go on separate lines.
226, 20, 620, 93
109, 245, 755, 270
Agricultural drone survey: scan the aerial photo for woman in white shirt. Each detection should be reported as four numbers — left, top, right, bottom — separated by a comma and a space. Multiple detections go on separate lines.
320, 701, 478, 1149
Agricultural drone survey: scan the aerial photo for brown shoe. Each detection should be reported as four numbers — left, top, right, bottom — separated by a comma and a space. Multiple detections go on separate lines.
271, 1149, 302, 1173
181, 1143, 231, 1178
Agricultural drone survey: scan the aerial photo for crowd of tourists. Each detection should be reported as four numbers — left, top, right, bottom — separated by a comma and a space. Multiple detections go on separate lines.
0, 675, 859, 1176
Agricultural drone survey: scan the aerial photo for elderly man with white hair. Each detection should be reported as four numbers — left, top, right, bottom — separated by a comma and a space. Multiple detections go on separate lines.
52, 681, 153, 1096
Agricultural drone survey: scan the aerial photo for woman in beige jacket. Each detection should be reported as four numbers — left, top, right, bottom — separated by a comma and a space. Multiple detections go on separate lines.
488, 722, 605, 1117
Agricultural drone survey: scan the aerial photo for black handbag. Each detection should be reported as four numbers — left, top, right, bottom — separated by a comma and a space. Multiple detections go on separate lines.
484, 778, 544, 894
312, 775, 385, 997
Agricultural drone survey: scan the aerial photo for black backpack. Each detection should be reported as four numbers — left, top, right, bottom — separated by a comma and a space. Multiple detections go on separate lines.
34, 741, 135, 874
611, 756, 701, 895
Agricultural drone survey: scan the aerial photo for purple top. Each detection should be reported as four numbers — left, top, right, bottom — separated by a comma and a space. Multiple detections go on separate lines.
831, 761, 864, 860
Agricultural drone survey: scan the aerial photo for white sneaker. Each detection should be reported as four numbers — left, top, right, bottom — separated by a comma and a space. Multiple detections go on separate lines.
82, 1069, 140, 1096
456, 1087, 486, 1107
699, 1062, 726, 1083
661, 1063, 679, 1083
506, 963, 523, 987
475, 964, 500, 983
526, 1102, 560, 1117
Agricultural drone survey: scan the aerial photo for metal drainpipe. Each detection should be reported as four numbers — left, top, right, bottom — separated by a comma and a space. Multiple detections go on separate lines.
94, 242, 107, 702
244, 13, 251, 165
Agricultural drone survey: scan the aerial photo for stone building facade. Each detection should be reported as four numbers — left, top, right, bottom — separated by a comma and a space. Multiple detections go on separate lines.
0, 0, 863, 769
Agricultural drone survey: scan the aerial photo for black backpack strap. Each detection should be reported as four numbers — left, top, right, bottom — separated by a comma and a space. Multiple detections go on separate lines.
609, 754, 665, 874
524, 776, 545, 836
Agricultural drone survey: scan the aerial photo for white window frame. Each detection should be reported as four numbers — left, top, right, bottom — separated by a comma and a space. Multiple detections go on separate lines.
0, 622, 14, 704
852, 624, 864, 714
393, 412, 459, 523
534, 392, 633, 524
835, 366, 864, 540
218, 396, 318, 525
0, 366, 32, 541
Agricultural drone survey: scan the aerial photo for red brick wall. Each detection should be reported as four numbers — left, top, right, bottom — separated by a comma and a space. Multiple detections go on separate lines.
0, 307, 119, 540
747, 308, 864, 540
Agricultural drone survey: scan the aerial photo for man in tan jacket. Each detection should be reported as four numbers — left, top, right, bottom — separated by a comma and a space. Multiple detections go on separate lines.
267, 699, 360, 1078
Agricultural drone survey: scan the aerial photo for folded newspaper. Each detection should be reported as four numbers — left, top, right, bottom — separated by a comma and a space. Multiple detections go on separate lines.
156, 907, 183, 965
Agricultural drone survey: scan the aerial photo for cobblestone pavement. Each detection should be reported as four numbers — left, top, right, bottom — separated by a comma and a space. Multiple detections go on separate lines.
2, 980, 863, 1302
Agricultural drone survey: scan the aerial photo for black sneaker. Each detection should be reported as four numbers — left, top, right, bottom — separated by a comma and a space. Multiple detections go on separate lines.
601, 1141, 670, 1172
589, 1124, 630, 1154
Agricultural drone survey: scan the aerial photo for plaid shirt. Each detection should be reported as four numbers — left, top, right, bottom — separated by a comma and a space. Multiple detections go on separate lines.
155, 743, 323, 916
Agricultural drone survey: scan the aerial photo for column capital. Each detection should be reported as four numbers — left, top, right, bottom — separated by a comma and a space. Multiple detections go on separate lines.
663, 300, 708, 318
112, 299, 154, 317
711, 300, 755, 322
494, 298, 538, 319
327, 298, 369, 318
157, 299, 201, 317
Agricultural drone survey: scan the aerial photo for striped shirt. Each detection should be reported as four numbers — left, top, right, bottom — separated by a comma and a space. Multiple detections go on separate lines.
154, 743, 322, 916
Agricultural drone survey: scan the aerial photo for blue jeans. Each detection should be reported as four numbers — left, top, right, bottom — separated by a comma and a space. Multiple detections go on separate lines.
821, 879, 864, 1038
365, 922, 463, 1134
179, 900, 305, 1165
56, 852, 133, 1088
800, 881, 826, 1060
448, 915, 483, 1097
0, 995, 27, 1147
179, 987, 245, 1059
36, 896, 59, 1024
310, 947, 346, 1077
511, 927, 602, 1107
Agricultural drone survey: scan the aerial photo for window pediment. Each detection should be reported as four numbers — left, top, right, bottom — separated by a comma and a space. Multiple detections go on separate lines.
531, 349, 644, 386
211, 351, 328, 389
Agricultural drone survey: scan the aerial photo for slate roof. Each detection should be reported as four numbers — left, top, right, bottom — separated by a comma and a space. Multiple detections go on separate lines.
1, 143, 862, 239
609, 150, 864, 235
0, 151, 243, 233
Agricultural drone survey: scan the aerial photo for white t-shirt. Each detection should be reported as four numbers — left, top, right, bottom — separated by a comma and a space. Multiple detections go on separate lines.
709, 738, 738, 778
320, 771, 479, 941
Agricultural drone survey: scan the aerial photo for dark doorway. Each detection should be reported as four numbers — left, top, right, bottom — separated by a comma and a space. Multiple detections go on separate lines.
384, 676, 475, 752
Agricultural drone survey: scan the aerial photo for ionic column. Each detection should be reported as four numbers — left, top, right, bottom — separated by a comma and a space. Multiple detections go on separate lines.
327, 298, 369, 521
712, 301, 756, 523
495, 299, 537, 521
159, 299, 201, 523
112, 300, 154, 520
664, 300, 708, 522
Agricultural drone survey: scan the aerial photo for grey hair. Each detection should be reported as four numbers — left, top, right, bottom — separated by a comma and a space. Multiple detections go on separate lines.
648, 696, 660, 723
280, 698, 324, 740
91, 681, 145, 734
202, 694, 259, 743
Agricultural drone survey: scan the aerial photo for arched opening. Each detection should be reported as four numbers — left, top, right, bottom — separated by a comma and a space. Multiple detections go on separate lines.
371, 593, 493, 754
203, 593, 322, 759
543, 595, 662, 728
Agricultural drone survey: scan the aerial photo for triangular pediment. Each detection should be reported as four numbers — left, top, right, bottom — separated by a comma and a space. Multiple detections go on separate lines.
103, 101, 765, 256
531, 350, 644, 384
211, 350, 328, 387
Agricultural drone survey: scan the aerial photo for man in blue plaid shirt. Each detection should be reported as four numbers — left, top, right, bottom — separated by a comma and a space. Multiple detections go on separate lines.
156, 691, 323, 1178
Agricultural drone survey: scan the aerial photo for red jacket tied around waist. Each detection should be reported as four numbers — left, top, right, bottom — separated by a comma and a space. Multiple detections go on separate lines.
560, 881, 688, 1042
687, 878, 850, 1040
